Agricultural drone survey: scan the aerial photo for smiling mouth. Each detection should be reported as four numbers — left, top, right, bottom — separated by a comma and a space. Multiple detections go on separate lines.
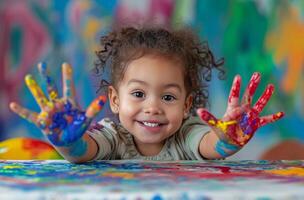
137, 121, 164, 127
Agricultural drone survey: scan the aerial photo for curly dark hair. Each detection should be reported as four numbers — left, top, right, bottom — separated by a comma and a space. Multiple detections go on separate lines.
94, 26, 224, 114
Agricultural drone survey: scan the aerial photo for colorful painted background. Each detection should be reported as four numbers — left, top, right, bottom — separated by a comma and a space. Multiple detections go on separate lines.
1, 0, 303, 160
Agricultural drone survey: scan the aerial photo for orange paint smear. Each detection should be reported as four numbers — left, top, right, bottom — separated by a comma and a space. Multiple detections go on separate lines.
266, 7, 304, 93
266, 167, 304, 177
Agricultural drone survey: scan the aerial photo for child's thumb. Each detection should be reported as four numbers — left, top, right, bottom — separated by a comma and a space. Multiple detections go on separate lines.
85, 95, 107, 118
197, 108, 217, 124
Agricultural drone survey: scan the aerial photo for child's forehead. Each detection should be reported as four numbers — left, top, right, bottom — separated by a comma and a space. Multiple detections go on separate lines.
120, 55, 186, 88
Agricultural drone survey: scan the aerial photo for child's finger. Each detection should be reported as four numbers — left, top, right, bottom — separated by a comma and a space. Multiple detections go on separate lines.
25, 74, 49, 110
9, 102, 39, 125
241, 72, 261, 105
62, 63, 77, 105
197, 108, 218, 127
252, 84, 274, 114
227, 75, 241, 111
259, 112, 284, 127
38, 62, 59, 101
85, 95, 107, 118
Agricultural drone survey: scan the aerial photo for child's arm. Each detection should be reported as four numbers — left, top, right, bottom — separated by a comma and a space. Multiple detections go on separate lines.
197, 72, 284, 159
9, 62, 106, 163
52, 132, 99, 163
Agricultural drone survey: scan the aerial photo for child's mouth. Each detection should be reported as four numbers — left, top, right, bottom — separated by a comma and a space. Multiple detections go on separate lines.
141, 121, 160, 127
137, 120, 165, 132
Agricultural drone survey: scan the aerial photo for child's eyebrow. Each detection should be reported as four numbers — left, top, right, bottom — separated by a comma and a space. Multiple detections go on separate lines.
127, 79, 147, 86
163, 83, 182, 93
128, 79, 182, 92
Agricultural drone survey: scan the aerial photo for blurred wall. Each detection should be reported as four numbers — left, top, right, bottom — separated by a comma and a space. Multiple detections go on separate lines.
1, 0, 303, 159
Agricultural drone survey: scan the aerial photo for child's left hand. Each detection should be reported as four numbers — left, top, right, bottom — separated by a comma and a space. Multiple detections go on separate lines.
197, 72, 284, 157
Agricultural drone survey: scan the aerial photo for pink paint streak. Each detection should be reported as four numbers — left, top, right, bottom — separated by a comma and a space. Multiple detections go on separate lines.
1, 2, 50, 106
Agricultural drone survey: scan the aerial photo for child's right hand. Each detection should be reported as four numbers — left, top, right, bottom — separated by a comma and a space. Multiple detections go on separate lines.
9, 62, 106, 147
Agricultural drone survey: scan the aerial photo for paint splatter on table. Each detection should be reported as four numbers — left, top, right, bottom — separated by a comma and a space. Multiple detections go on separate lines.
0, 160, 303, 199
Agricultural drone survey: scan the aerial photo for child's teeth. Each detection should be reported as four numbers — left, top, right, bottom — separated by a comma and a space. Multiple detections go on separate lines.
143, 122, 159, 127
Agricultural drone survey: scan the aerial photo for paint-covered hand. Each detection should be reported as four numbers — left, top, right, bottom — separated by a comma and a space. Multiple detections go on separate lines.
9, 62, 107, 146
197, 72, 284, 157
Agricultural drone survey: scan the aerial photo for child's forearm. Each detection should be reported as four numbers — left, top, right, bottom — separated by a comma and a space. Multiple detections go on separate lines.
199, 131, 222, 159
53, 132, 98, 163
199, 131, 237, 159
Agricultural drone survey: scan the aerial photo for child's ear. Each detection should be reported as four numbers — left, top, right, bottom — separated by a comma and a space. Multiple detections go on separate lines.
184, 95, 193, 118
108, 86, 120, 114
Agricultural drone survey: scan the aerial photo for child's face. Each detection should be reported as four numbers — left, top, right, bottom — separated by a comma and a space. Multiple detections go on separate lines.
108, 54, 192, 154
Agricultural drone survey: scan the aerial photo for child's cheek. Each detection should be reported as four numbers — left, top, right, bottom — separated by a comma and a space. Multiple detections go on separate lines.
167, 108, 184, 127
120, 100, 138, 117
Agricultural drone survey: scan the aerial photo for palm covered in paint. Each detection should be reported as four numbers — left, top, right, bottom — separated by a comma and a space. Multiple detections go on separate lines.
197, 72, 284, 155
9, 62, 106, 146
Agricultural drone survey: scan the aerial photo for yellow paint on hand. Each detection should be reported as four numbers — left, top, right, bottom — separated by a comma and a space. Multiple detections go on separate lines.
208, 119, 237, 132
49, 90, 58, 100
39, 111, 49, 119
25, 75, 48, 108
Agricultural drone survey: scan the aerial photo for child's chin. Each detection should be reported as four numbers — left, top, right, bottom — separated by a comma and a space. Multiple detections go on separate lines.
134, 134, 164, 144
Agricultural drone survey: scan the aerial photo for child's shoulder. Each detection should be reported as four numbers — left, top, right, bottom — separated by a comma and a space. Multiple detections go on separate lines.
179, 115, 209, 135
182, 115, 206, 127
97, 118, 116, 130
96, 118, 131, 138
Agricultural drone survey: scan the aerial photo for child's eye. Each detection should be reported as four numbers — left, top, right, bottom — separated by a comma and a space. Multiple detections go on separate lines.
162, 95, 176, 102
131, 91, 145, 98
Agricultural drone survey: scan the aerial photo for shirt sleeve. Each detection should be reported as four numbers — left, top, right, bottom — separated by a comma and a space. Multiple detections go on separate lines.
87, 118, 120, 160
179, 116, 211, 160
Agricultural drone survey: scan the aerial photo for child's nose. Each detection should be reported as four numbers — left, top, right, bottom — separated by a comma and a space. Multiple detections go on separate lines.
143, 99, 163, 115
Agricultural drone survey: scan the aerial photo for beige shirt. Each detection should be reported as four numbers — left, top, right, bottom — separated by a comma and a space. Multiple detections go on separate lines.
88, 116, 210, 160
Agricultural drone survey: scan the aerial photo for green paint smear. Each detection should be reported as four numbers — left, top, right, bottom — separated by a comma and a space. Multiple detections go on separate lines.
10, 26, 23, 67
